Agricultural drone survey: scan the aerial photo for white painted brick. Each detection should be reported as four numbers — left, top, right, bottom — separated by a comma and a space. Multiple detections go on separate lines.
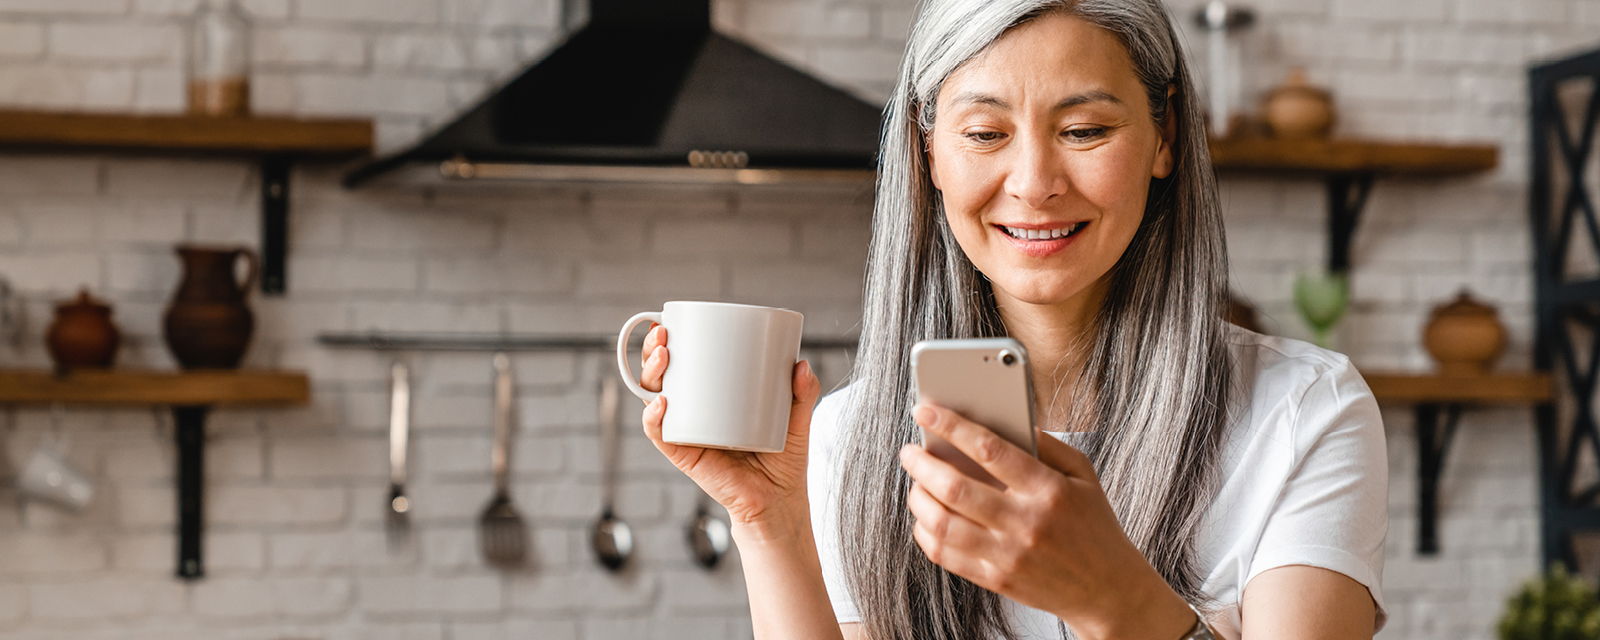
253, 26, 366, 68
0, 533, 107, 574
0, 0, 127, 14
0, 22, 44, 58
652, 219, 792, 258
350, 300, 502, 332
273, 576, 352, 615
30, 580, 185, 619
1331, 0, 1446, 21
421, 257, 572, 294
1403, 28, 1527, 66
210, 486, 346, 525
48, 23, 179, 62
358, 575, 501, 615
442, 0, 557, 29
103, 158, 252, 196
296, 73, 451, 117
1457, 0, 1568, 26
0, 584, 23, 625
1336, 68, 1456, 103
0, 64, 135, 108
292, 255, 419, 293
728, 261, 863, 302
271, 436, 386, 478
575, 260, 722, 299
0, 251, 101, 293
269, 530, 397, 569
745, 2, 872, 39
811, 43, 904, 84
208, 437, 266, 479
522, 479, 601, 521
296, 0, 440, 24
346, 208, 497, 251
510, 572, 657, 614
192, 578, 275, 618
373, 32, 511, 72
454, 620, 579, 640
134, 0, 289, 17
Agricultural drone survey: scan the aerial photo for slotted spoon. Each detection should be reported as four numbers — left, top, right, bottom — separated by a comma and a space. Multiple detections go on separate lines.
478, 353, 527, 567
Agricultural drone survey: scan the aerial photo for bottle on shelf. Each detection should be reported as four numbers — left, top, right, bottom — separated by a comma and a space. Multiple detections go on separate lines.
187, 0, 251, 117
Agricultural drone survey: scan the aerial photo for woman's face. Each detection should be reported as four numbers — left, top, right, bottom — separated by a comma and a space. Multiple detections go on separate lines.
927, 12, 1174, 311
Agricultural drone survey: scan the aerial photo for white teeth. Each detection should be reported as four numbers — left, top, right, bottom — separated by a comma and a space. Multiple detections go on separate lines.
1003, 222, 1085, 240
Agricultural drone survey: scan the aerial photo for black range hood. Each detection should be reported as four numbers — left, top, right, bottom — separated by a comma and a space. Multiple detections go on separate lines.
343, 0, 884, 186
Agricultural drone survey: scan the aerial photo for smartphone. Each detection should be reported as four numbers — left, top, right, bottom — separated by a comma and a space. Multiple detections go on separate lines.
911, 338, 1037, 488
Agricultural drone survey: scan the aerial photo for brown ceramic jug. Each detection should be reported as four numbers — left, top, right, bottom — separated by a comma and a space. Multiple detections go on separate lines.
1423, 291, 1507, 376
46, 288, 119, 370
163, 245, 258, 369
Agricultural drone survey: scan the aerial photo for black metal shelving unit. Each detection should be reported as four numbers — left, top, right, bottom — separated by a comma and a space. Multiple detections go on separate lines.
1530, 47, 1600, 569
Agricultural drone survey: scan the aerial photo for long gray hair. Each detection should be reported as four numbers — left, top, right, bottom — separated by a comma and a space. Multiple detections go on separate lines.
837, 1, 1232, 638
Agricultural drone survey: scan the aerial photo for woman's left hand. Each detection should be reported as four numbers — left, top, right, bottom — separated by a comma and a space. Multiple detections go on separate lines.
900, 403, 1196, 640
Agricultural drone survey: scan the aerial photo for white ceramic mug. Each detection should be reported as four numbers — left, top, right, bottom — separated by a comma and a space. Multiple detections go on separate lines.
616, 301, 804, 452
16, 442, 93, 512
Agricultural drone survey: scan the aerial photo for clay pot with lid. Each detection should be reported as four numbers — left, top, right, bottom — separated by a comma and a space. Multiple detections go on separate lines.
1423, 292, 1507, 376
163, 245, 258, 369
46, 288, 120, 371
1262, 67, 1336, 139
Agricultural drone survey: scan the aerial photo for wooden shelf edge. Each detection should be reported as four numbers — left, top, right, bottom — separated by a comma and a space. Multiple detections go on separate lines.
0, 110, 372, 156
1364, 371, 1553, 405
0, 368, 310, 406
1209, 137, 1499, 176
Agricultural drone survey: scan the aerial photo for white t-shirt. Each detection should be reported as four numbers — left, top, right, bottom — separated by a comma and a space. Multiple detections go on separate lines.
806, 327, 1388, 639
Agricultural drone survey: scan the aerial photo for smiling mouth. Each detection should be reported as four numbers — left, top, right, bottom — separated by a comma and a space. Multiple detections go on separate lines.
998, 222, 1088, 241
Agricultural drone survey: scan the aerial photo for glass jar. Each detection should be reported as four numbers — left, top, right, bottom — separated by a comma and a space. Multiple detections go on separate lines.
1192, 1, 1256, 139
188, 0, 251, 117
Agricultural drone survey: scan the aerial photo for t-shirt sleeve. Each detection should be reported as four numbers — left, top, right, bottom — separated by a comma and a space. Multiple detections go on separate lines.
807, 387, 864, 624
1245, 358, 1389, 632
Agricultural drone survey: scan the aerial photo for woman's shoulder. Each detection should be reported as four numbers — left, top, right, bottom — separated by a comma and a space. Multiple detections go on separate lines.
1222, 324, 1381, 452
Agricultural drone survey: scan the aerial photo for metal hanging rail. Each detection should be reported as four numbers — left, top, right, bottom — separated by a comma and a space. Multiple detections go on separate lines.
316, 332, 860, 352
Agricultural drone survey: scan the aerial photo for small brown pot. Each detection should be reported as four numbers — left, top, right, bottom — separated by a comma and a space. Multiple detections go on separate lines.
1262, 67, 1336, 139
1423, 292, 1507, 376
46, 288, 119, 371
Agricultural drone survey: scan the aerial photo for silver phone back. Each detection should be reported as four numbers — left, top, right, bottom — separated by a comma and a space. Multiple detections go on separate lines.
911, 338, 1037, 487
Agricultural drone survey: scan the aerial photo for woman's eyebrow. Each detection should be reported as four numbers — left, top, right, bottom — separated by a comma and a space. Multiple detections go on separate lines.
946, 89, 1126, 112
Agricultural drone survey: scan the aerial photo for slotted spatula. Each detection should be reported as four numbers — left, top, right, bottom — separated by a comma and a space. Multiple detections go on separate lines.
478, 353, 527, 567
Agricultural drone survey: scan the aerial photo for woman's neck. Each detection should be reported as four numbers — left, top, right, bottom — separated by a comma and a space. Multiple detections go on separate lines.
993, 278, 1109, 433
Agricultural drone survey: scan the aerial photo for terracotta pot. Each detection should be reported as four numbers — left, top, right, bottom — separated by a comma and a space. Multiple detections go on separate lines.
1423, 292, 1507, 376
46, 288, 119, 370
1262, 67, 1336, 139
163, 245, 258, 370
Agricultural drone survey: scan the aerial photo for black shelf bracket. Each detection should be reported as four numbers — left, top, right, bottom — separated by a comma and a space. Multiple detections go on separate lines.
1415, 403, 1463, 555
261, 157, 290, 295
173, 405, 209, 579
1327, 172, 1376, 273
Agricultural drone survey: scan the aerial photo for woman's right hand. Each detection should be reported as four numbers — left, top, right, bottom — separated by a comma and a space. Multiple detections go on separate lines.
638, 323, 822, 534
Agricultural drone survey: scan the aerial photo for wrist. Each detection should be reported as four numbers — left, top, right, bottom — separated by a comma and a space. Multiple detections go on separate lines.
1069, 567, 1195, 640
729, 500, 813, 546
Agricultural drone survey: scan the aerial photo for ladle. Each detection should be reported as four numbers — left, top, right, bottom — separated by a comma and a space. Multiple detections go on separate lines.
591, 374, 634, 571
687, 490, 731, 569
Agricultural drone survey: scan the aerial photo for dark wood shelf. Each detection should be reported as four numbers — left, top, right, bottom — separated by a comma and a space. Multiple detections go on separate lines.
0, 368, 309, 406
1365, 371, 1553, 405
0, 110, 371, 156
1209, 137, 1499, 176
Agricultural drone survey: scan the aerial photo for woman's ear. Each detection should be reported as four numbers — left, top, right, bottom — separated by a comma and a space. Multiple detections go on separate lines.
1151, 84, 1178, 179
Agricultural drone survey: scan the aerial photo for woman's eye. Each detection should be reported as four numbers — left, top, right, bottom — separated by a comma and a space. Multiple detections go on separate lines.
1064, 127, 1108, 141
964, 131, 1007, 143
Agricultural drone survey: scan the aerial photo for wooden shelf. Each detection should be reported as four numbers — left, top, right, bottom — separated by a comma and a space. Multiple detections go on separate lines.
1365, 371, 1553, 405
0, 368, 309, 407
1209, 137, 1499, 176
0, 110, 371, 156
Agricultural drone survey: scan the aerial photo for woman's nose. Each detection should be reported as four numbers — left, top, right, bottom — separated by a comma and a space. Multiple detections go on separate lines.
1004, 133, 1070, 208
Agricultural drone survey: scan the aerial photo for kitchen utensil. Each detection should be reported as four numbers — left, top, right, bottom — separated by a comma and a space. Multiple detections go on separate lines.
46, 288, 119, 371
386, 361, 412, 548
616, 301, 804, 452
591, 374, 634, 571
163, 244, 258, 369
478, 353, 527, 567
686, 490, 730, 569
16, 407, 93, 511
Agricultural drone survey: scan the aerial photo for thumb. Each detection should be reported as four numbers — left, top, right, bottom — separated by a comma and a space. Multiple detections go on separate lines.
785, 360, 822, 445
1035, 428, 1098, 481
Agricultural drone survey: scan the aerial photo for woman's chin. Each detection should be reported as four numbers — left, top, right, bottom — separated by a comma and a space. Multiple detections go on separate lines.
992, 280, 1092, 308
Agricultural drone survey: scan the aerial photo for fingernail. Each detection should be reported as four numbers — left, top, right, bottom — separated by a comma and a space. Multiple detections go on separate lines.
798, 360, 812, 378
912, 405, 937, 428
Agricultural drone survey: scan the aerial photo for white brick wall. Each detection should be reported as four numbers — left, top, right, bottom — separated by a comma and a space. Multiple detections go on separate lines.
0, 0, 1585, 638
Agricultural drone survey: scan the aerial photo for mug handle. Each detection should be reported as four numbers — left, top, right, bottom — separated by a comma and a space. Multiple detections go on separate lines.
616, 311, 664, 403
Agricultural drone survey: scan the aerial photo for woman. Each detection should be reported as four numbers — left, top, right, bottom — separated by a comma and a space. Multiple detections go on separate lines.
635, 0, 1387, 638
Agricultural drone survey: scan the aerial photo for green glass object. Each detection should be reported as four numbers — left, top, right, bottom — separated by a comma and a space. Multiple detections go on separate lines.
1293, 270, 1349, 348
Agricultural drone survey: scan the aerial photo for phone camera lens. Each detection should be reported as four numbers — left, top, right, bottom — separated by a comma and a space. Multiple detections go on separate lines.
1000, 351, 1017, 366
